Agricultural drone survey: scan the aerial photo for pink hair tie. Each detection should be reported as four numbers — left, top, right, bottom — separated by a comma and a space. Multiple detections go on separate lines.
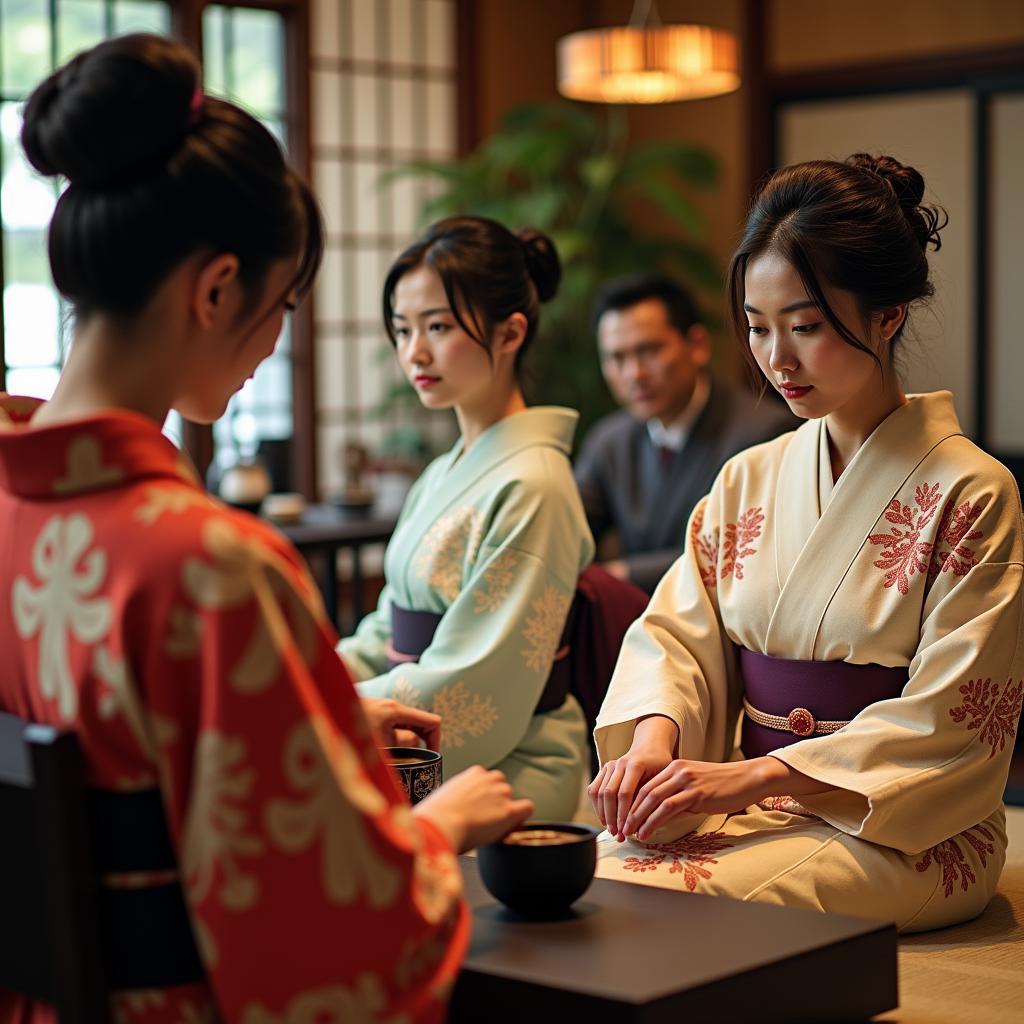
187, 87, 205, 126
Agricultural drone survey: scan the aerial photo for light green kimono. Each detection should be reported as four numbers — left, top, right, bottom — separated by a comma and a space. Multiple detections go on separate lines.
338, 407, 595, 819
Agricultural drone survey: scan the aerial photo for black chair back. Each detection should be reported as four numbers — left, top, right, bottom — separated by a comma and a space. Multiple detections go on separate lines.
0, 711, 108, 1023
0, 711, 205, 1021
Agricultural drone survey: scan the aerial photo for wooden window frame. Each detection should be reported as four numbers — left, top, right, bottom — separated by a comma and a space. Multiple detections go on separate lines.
174, 0, 315, 495
0, 0, 315, 495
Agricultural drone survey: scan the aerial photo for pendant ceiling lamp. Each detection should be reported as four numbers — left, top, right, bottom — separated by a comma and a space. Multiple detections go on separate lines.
558, 0, 740, 104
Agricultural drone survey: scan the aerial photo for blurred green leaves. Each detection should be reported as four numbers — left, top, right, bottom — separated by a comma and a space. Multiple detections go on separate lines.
380, 101, 721, 442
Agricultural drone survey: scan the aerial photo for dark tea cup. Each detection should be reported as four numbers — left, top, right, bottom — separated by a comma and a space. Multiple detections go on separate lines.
384, 746, 442, 805
477, 822, 600, 917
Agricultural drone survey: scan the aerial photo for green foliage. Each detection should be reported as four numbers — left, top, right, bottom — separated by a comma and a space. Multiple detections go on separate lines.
380, 101, 722, 442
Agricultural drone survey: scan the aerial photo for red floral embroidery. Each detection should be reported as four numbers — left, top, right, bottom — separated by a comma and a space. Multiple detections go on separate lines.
690, 504, 719, 589
868, 482, 943, 594
720, 507, 764, 581
622, 830, 733, 891
949, 677, 1024, 759
915, 824, 995, 898
928, 499, 984, 581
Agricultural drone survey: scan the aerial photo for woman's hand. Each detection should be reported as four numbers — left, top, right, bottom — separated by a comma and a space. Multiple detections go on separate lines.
623, 758, 774, 840
414, 766, 534, 853
588, 715, 679, 841
361, 697, 442, 751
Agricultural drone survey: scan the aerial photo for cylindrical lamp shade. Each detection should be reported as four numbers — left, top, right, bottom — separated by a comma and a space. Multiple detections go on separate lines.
558, 25, 740, 104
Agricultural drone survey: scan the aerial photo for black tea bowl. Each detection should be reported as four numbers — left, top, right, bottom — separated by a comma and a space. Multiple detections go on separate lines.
477, 822, 600, 917
383, 747, 442, 805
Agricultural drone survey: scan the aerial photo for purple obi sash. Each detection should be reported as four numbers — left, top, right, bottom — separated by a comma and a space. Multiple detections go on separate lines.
739, 648, 908, 759
387, 602, 571, 715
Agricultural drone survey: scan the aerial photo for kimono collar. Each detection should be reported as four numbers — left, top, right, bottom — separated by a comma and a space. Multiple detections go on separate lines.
446, 406, 578, 470
0, 394, 200, 500
767, 390, 963, 658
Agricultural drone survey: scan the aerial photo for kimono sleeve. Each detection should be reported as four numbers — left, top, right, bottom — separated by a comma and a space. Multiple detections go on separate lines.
140, 516, 467, 1023
773, 475, 1024, 854
595, 483, 741, 769
337, 583, 394, 680
337, 472, 427, 680
355, 476, 589, 777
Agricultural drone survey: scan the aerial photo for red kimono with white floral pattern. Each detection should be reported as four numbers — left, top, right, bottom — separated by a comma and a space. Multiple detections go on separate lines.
0, 396, 467, 1023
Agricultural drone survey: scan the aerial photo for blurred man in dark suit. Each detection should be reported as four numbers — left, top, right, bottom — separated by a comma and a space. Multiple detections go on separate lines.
575, 273, 795, 594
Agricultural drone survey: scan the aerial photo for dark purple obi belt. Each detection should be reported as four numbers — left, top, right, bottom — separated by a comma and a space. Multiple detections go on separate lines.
739, 648, 908, 759
387, 602, 571, 715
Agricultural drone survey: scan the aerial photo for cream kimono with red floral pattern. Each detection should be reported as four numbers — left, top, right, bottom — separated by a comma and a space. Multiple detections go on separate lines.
0, 396, 467, 1023
595, 392, 1023, 932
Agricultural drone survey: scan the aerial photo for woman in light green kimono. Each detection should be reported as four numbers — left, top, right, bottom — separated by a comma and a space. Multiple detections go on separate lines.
338, 217, 595, 819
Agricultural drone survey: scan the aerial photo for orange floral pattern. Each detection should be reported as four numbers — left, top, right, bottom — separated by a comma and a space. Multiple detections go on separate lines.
915, 824, 996, 898
621, 830, 734, 891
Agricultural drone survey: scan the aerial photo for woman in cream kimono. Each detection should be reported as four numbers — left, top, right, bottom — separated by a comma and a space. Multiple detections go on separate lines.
339, 217, 594, 820
592, 154, 1022, 932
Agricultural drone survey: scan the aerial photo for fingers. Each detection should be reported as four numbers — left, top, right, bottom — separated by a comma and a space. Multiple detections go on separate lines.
636, 790, 698, 841
506, 798, 535, 828
385, 703, 442, 751
588, 762, 611, 825
614, 762, 647, 840
602, 760, 628, 840
624, 765, 689, 838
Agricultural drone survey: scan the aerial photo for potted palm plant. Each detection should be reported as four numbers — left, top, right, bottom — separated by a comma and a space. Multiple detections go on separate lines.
381, 100, 721, 443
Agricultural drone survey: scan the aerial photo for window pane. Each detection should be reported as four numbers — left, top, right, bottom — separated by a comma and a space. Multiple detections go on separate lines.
1, 0, 51, 98
3, 283, 59, 366
163, 409, 184, 448
202, 6, 227, 96
231, 8, 283, 117
202, 6, 292, 459
56, 0, 106, 66
6, 364, 59, 399
203, 5, 284, 120
2, 102, 58, 231
113, 0, 170, 35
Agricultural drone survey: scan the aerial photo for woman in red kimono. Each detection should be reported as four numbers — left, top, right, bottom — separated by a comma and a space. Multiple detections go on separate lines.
0, 34, 532, 1024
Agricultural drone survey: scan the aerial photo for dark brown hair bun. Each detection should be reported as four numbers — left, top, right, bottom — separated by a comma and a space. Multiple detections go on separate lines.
22, 34, 197, 189
19, 33, 322, 320
516, 227, 562, 303
846, 153, 946, 252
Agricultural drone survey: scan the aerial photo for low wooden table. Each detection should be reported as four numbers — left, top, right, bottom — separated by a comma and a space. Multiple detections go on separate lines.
450, 857, 897, 1022
275, 504, 396, 633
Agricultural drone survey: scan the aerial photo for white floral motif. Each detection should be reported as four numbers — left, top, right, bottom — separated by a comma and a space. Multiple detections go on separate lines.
390, 675, 424, 709
414, 507, 484, 602
265, 716, 401, 907
242, 974, 411, 1024
431, 681, 498, 748
182, 732, 264, 911
473, 550, 519, 614
183, 519, 320, 693
52, 435, 123, 495
521, 584, 570, 673
12, 514, 113, 720
134, 484, 213, 525
412, 845, 462, 925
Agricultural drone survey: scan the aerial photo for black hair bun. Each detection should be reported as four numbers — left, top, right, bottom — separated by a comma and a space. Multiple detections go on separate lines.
21, 33, 198, 189
846, 152, 946, 252
517, 227, 561, 302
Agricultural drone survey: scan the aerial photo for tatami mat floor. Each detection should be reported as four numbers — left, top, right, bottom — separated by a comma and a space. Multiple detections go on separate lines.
876, 806, 1024, 1024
